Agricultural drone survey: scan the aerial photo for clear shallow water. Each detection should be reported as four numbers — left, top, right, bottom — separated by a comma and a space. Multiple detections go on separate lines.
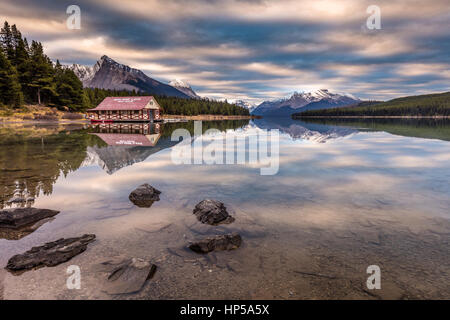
0, 119, 449, 299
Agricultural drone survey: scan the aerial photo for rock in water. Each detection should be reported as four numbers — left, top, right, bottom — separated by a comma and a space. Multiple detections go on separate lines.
189, 233, 242, 253
98, 258, 157, 294
193, 199, 235, 225
0, 217, 56, 241
6, 234, 96, 273
0, 208, 60, 229
129, 184, 161, 208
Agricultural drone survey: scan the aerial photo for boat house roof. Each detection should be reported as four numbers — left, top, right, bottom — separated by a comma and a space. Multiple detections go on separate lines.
92, 133, 161, 147
87, 96, 159, 111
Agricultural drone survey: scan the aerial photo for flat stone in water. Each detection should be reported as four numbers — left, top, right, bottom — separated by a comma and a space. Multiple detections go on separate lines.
193, 199, 235, 225
189, 233, 242, 253
0, 207, 60, 229
0, 217, 56, 240
129, 183, 161, 208
6, 234, 96, 273
98, 257, 157, 295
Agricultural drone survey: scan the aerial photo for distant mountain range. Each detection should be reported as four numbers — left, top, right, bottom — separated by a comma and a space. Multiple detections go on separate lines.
252, 89, 360, 116
252, 117, 357, 143
67, 56, 197, 99
66, 56, 362, 116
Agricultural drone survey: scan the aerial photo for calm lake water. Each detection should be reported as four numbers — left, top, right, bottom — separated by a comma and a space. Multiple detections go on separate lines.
0, 118, 449, 299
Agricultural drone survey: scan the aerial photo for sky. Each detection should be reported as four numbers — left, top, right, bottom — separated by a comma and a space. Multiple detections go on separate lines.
1, 0, 449, 104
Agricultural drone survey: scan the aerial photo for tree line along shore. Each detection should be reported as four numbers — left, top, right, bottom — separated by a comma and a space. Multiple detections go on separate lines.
0, 21, 250, 119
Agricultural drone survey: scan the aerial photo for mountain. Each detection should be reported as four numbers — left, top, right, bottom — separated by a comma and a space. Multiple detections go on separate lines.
68, 56, 190, 98
169, 79, 200, 99
293, 91, 450, 117
252, 89, 360, 116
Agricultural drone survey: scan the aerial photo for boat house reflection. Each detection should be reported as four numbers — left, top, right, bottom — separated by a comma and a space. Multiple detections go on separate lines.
91, 123, 162, 146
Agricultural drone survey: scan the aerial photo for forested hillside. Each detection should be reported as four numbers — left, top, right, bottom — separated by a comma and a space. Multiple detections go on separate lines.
83, 88, 249, 116
293, 92, 450, 117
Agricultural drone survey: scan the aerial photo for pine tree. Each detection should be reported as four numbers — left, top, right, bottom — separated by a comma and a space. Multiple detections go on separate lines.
28, 40, 56, 105
0, 21, 14, 61
10, 25, 31, 102
54, 60, 84, 111
0, 49, 23, 107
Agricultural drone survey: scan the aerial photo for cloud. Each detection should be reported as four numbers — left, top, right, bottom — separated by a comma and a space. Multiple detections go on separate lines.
1, 0, 449, 102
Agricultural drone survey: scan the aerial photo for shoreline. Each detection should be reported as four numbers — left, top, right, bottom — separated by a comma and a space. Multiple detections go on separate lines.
162, 114, 259, 120
293, 115, 450, 119
0, 115, 258, 124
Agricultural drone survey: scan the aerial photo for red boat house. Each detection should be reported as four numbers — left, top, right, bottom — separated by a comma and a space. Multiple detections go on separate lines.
87, 96, 162, 122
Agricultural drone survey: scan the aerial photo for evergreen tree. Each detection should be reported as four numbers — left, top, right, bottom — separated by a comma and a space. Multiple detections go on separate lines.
0, 21, 14, 61
54, 60, 84, 111
0, 49, 23, 107
28, 40, 56, 105
11, 25, 31, 101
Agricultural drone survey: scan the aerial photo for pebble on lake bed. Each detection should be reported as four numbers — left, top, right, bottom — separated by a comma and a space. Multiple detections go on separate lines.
96, 257, 157, 295
189, 233, 242, 253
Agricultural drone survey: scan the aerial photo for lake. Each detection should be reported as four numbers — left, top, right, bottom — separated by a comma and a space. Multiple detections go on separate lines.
0, 118, 449, 299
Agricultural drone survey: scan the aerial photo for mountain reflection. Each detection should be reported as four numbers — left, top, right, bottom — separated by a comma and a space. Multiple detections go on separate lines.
297, 118, 450, 141
84, 123, 174, 174
253, 117, 450, 142
252, 117, 357, 142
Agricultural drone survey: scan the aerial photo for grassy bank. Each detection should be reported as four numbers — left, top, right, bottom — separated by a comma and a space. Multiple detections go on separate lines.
0, 105, 85, 122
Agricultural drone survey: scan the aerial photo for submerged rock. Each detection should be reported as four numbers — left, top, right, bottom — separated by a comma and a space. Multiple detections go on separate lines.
97, 257, 157, 295
189, 233, 242, 253
193, 199, 235, 225
6, 234, 96, 273
0, 208, 60, 229
129, 184, 161, 208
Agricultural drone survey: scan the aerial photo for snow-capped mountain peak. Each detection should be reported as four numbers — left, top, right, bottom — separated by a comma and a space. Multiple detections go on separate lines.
68, 63, 96, 83
64, 56, 190, 98
169, 79, 200, 99
169, 79, 191, 89
252, 89, 360, 116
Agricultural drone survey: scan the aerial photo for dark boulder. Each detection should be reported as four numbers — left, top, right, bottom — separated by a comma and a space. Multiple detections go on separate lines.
189, 233, 242, 253
6, 234, 96, 273
97, 257, 157, 295
0, 208, 59, 229
129, 184, 161, 208
193, 199, 235, 225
